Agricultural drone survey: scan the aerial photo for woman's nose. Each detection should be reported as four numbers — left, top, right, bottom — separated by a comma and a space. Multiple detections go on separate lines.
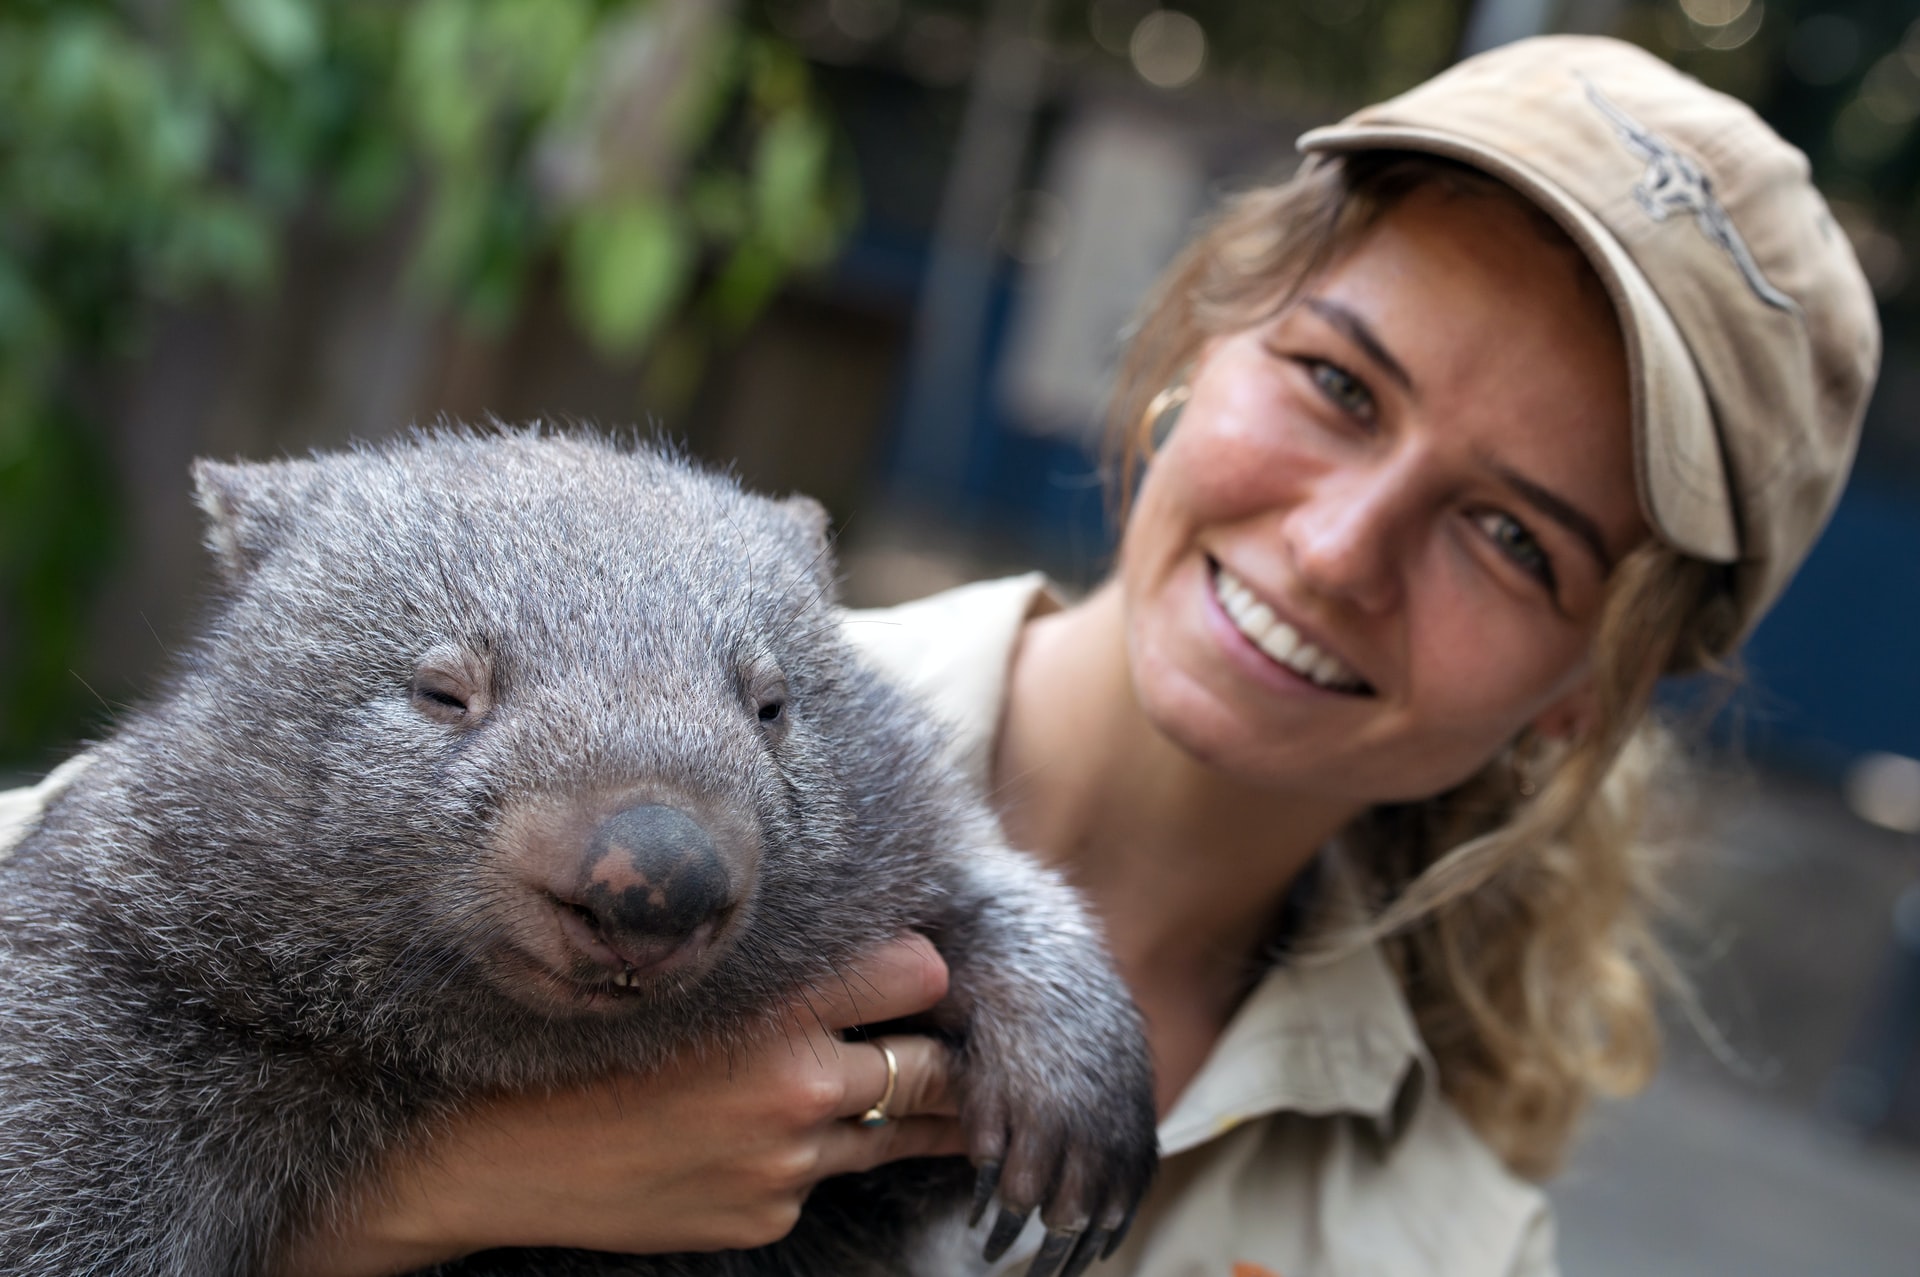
1282, 465, 1410, 614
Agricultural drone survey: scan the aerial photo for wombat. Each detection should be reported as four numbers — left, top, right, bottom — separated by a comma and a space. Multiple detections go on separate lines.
0, 431, 1157, 1277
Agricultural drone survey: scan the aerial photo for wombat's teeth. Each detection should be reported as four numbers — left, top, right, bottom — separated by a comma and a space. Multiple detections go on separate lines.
611, 969, 636, 989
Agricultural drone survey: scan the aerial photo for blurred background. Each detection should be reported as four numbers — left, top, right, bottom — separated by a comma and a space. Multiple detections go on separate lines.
2, 0, 1918, 1270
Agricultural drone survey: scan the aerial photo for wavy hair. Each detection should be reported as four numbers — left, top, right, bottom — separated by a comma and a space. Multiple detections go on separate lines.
1106, 152, 1738, 1179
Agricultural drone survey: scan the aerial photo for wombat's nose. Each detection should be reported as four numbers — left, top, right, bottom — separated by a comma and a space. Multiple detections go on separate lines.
563, 804, 731, 971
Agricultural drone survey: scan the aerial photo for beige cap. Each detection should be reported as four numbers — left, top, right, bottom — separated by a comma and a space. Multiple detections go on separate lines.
1298, 34, 1880, 637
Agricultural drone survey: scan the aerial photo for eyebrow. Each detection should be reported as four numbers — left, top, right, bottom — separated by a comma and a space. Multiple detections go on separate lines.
1303, 298, 1415, 395
1490, 462, 1614, 573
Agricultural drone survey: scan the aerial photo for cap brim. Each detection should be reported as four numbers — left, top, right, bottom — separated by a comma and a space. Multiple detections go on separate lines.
1299, 123, 1740, 564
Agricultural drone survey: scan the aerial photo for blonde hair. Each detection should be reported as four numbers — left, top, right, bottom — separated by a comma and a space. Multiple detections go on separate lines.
1108, 153, 1739, 1179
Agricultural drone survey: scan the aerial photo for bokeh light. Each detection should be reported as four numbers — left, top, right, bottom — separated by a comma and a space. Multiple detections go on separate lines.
1678, 0, 1751, 26
1843, 752, 1920, 833
1129, 9, 1206, 90
1694, 0, 1763, 50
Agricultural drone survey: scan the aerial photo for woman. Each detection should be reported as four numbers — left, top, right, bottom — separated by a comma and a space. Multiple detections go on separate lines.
0, 34, 1880, 1277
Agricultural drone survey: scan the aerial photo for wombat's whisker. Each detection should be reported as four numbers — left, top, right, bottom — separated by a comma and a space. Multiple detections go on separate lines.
772, 622, 847, 652
721, 506, 758, 616
65, 671, 114, 715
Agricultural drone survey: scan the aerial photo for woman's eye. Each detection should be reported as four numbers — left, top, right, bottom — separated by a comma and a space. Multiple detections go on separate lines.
1472, 509, 1556, 591
1305, 359, 1375, 422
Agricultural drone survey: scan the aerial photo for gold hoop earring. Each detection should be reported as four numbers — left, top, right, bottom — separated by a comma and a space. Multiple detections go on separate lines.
1141, 383, 1190, 455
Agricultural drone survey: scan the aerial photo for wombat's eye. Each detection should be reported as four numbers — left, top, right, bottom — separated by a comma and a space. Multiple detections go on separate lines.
418, 686, 466, 714
754, 694, 789, 746
411, 661, 487, 727
743, 664, 790, 743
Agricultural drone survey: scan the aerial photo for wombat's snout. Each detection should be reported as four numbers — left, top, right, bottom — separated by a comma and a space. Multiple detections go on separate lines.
550, 804, 733, 980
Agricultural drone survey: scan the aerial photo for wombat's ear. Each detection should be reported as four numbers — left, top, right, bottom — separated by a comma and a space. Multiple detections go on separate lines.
191, 458, 311, 583
777, 494, 837, 592
779, 494, 832, 551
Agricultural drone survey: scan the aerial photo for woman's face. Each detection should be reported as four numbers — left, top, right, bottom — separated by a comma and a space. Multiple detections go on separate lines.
1120, 184, 1648, 803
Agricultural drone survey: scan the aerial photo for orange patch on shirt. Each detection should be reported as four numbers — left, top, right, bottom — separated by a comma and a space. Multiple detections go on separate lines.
1232, 1265, 1281, 1277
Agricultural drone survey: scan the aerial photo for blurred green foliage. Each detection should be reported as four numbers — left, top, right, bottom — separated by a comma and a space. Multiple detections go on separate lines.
0, 0, 853, 764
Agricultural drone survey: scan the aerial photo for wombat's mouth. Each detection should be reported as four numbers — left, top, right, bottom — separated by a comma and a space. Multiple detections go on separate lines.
488, 792, 760, 1013
551, 895, 726, 985
489, 944, 693, 1012
485, 895, 742, 1014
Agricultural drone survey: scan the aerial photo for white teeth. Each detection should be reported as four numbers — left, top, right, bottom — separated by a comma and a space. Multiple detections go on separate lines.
1258, 622, 1297, 664
1212, 566, 1365, 692
612, 970, 633, 989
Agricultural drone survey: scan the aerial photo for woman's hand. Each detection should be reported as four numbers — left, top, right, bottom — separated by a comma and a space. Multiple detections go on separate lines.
282, 935, 964, 1276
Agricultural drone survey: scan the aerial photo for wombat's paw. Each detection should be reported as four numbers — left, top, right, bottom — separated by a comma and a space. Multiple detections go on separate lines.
958, 1036, 1158, 1277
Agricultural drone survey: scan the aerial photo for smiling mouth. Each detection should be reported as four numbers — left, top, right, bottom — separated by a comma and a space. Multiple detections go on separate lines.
1209, 561, 1374, 696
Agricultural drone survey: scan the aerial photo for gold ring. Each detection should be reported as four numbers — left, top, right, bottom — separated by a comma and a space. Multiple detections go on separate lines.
857, 1041, 898, 1128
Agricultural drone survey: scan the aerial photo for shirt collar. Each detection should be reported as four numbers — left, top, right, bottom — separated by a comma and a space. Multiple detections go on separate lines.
1157, 904, 1429, 1155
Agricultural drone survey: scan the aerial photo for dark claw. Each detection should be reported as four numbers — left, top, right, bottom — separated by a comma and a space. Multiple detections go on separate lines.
1062, 1227, 1110, 1277
969, 1161, 1002, 1228
1101, 1206, 1139, 1260
983, 1204, 1032, 1263
1024, 1228, 1079, 1277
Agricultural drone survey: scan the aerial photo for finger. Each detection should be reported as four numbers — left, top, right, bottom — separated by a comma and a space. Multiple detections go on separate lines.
822, 1115, 968, 1176
797, 934, 950, 1030
830, 1036, 956, 1122
997, 1124, 1061, 1222
1039, 1155, 1093, 1233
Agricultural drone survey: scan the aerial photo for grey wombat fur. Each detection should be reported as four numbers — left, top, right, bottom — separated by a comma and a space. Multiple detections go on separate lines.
0, 432, 1156, 1276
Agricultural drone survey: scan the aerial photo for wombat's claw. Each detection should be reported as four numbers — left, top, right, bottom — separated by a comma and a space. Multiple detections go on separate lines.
982, 1203, 1033, 1263
1102, 1204, 1139, 1259
1061, 1228, 1110, 1277
969, 1160, 1001, 1227
1024, 1227, 1080, 1277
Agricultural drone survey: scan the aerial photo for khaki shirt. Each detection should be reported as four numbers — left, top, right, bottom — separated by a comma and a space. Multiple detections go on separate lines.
0, 576, 1556, 1277
848, 575, 1557, 1277
0, 753, 91, 858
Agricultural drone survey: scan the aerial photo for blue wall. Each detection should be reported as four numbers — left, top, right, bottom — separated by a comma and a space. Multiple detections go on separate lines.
1736, 478, 1920, 775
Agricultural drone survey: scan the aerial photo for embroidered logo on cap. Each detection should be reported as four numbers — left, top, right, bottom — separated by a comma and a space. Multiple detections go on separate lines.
1586, 83, 1799, 315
